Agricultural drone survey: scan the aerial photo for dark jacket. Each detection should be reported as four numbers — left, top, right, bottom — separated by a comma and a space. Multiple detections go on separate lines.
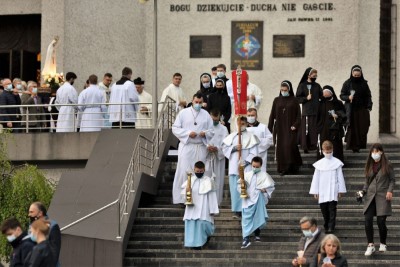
24, 240, 57, 267
363, 164, 395, 216
0, 90, 21, 122
21, 94, 46, 127
207, 90, 231, 125
296, 228, 325, 266
340, 78, 372, 111
296, 82, 322, 116
8, 232, 35, 267
311, 253, 348, 267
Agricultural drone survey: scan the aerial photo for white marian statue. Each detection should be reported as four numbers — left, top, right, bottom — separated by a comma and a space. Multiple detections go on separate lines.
42, 36, 59, 77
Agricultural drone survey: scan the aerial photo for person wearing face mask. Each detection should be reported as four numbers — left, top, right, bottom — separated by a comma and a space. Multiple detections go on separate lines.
206, 109, 229, 205
172, 93, 214, 204
28, 202, 61, 265
215, 64, 230, 95
309, 141, 347, 234
55, 72, 78, 132
24, 219, 57, 267
316, 86, 346, 162
0, 78, 22, 132
340, 65, 372, 153
239, 156, 274, 249
198, 73, 214, 108
0, 218, 35, 267
181, 161, 219, 250
292, 217, 325, 267
222, 117, 260, 218
21, 81, 46, 132
13, 78, 23, 94
296, 67, 323, 153
358, 143, 395, 256
247, 108, 273, 172
207, 79, 231, 132
268, 81, 302, 176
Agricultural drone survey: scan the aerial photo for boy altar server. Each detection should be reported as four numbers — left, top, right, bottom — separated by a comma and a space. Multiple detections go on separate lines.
182, 161, 219, 249
222, 116, 260, 218
239, 156, 275, 248
309, 140, 347, 233
207, 109, 229, 205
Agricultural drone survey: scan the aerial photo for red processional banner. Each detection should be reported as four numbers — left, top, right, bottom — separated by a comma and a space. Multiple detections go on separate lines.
232, 69, 248, 115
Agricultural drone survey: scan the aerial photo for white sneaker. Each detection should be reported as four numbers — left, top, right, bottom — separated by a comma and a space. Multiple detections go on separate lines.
379, 244, 387, 252
364, 245, 375, 256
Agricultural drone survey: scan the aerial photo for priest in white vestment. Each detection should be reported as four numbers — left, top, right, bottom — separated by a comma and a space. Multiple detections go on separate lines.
78, 75, 106, 132
55, 72, 78, 132
182, 161, 219, 249
108, 67, 139, 128
172, 93, 214, 204
159, 73, 186, 112
239, 156, 275, 248
247, 108, 273, 172
222, 117, 259, 217
98, 73, 113, 128
134, 77, 152, 129
309, 140, 346, 232
206, 109, 229, 205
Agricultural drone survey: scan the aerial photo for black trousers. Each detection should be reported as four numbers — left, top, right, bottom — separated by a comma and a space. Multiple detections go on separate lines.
364, 198, 387, 244
111, 122, 135, 129
245, 228, 261, 239
320, 201, 337, 230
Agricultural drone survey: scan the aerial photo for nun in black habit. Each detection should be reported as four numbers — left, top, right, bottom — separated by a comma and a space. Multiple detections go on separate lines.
296, 67, 323, 153
199, 73, 215, 107
268, 80, 303, 175
340, 65, 372, 152
317, 85, 347, 162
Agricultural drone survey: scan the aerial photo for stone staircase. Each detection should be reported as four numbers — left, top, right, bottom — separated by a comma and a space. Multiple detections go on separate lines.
124, 145, 400, 266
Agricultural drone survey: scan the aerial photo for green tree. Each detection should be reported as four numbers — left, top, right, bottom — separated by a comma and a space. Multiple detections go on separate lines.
0, 132, 55, 262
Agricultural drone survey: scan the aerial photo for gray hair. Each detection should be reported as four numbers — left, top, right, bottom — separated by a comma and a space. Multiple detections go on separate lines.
320, 234, 342, 255
299, 216, 317, 226
12, 78, 22, 84
27, 81, 37, 89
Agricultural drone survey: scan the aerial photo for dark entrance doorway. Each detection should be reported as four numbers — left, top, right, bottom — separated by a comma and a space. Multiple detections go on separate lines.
0, 15, 41, 82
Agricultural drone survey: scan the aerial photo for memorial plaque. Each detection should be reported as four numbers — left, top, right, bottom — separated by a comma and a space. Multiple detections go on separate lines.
190, 35, 221, 58
231, 21, 263, 70
273, 35, 305, 57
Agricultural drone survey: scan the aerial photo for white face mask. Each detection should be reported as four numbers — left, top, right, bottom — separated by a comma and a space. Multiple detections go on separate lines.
240, 126, 246, 132
323, 152, 333, 159
371, 153, 381, 161
281, 91, 289, 97
217, 71, 225, 78
16, 84, 22, 90
247, 116, 256, 124
6, 235, 16, 243
302, 229, 313, 238
202, 82, 210, 89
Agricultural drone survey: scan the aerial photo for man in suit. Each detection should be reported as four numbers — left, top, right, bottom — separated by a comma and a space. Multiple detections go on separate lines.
292, 216, 325, 267
21, 81, 46, 133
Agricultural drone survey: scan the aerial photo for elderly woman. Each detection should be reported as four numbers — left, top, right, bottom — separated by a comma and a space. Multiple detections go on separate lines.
311, 234, 348, 267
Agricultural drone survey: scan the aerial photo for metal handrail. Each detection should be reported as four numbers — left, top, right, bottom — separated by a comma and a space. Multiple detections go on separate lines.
59, 96, 176, 238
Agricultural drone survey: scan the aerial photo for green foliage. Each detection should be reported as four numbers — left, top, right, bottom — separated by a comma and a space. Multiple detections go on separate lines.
0, 133, 55, 262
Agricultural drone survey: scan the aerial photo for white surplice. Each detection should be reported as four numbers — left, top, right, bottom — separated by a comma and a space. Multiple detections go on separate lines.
206, 123, 229, 205
136, 90, 152, 129
172, 107, 214, 204
309, 157, 347, 204
159, 83, 186, 112
182, 175, 219, 223
240, 171, 275, 208
246, 82, 263, 109
108, 80, 139, 123
247, 122, 273, 172
78, 85, 106, 132
55, 82, 78, 132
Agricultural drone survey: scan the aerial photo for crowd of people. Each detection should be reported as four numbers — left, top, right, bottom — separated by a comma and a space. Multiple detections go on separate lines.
1, 202, 61, 267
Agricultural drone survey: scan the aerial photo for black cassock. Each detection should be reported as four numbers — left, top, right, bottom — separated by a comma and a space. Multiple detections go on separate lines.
268, 95, 302, 174
317, 98, 346, 162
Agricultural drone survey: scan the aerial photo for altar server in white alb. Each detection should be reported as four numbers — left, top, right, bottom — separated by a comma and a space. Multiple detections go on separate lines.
133, 77, 152, 129
56, 72, 78, 132
207, 109, 229, 205
108, 67, 139, 128
172, 93, 214, 204
309, 140, 347, 234
182, 161, 219, 249
159, 72, 187, 113
78, 75, 107, 132
247, 108, 273, 172
239, 156, 275, 249
222, 117, 259, 218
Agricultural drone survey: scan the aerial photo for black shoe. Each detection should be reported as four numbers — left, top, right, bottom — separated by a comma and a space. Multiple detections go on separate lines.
204, 236, 211, 245
241, 238, 251, 249
191, 247, 202, 250
352, 149, 360, 153
326, 228, 333, 234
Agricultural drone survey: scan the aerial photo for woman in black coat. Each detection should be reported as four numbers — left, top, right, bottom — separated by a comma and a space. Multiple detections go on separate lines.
311, 234, 348, 267
360, 143, 395, 256
340, 65, 372, 152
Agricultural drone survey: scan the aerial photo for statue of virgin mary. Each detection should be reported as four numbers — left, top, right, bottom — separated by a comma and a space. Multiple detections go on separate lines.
42, 36, 59, 77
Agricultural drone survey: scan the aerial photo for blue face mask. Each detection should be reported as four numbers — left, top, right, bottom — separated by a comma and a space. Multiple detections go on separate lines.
30, 233, 37, 243
202, 82, 210, 89
213, 121, 219, 126
253, 167, 261, 174
302, 229, 313, 238
5, 84, 13, 91
193, 104, 201, 111
32, 88, 38, 94
281, 91, 289, 97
